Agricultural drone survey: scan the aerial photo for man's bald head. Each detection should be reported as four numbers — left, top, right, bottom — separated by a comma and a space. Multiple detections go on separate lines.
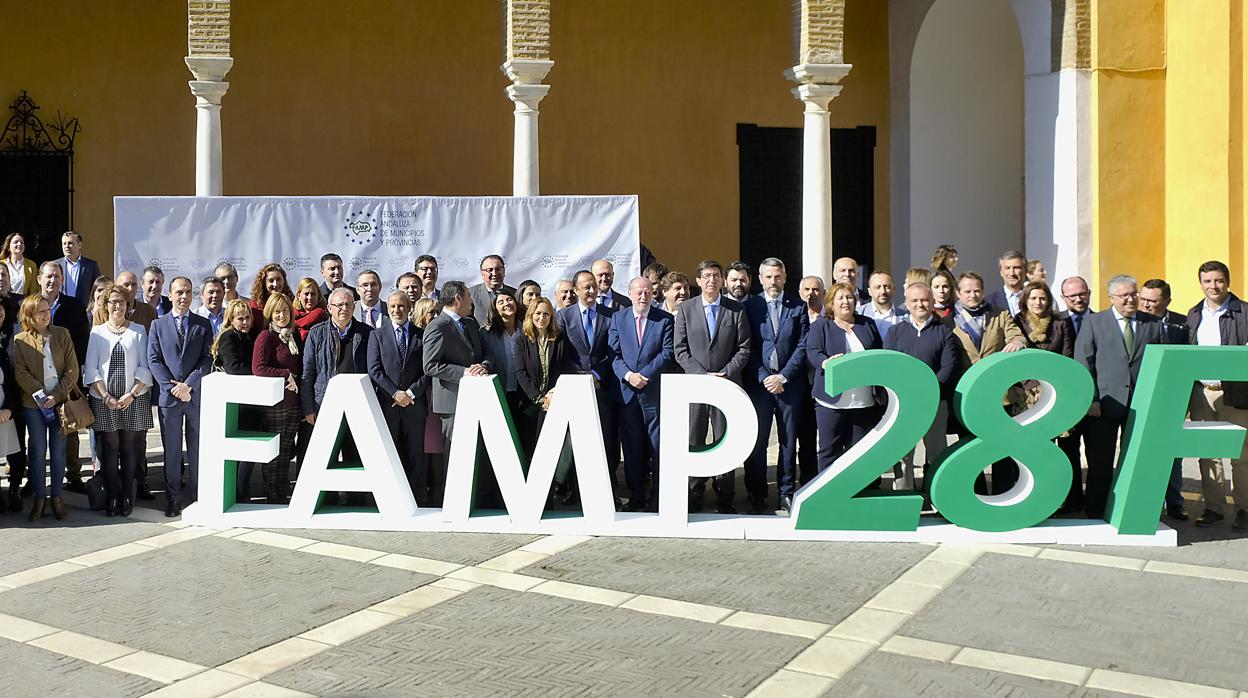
832, 258, 859, 287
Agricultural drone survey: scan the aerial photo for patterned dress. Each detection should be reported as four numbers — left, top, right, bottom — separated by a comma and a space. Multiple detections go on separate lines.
90, 342, 153, 432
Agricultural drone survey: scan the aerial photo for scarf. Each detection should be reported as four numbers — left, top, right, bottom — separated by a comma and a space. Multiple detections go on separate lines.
1024, 312, 1051, 345
273, 323, 299, 355
953, 302, 987, 350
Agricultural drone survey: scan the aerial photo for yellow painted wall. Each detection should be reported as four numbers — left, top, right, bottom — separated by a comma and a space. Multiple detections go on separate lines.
0, 0, 892, 283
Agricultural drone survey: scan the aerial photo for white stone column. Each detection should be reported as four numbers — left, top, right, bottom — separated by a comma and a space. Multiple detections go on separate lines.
786, 63, 851, 282
185, 56, 233, 196
503, 59, 553, 197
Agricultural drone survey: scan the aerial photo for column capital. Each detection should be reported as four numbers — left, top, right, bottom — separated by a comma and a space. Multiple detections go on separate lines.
188, 80, 230, 105
501, 58, 554, 85
185, 55, 234, 82
506, 83, 551, 113
786, 63, 852, 112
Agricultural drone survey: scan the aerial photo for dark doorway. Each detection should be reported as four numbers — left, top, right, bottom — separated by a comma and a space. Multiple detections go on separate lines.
0, 91, 79, 265
737, 124, 875, 294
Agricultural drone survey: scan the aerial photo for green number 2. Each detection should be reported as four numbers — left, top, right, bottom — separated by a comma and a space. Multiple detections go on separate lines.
793, 350, 936, 531
929, 350, 1093, 532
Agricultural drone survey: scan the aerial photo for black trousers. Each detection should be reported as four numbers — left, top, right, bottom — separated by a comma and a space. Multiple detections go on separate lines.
382, 401, 428, 506
1083, 413, 1127, 519
1057, 416, 1089, 508
814, 405, 881, 477
689, 403, 732, 503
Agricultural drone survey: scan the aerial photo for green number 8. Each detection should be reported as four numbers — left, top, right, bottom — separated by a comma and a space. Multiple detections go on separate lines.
929, 349, 1093, 532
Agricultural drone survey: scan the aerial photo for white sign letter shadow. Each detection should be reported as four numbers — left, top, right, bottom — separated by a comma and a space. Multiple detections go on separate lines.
658, 374, 758, 527
288, 374, 418, 521
442, 374, 614, 526
187, 373, 281, 525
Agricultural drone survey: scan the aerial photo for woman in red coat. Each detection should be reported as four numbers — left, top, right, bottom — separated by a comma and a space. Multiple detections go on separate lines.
252, 293, 303, 503
292, 277, 328, 342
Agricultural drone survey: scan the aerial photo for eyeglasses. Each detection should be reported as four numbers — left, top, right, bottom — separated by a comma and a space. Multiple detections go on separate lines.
1110, 292, 1139, 299
1063, 292, 1090, 300
417, 266, 437, 273
481, 267, 504, 274
329, 302, 352, 310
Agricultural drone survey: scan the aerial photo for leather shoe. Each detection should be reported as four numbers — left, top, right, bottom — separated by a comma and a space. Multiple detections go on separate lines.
716, 500, 738, 515
1234, 510, 1248, 532
50, 496, 67, 520
63, 479, 87, 495
105, 497, 117, 517
1195, 510, 1225, 527
28, 497, 45, 522
777, 496, 793, 515
120, 497, 134, 517
164, 500, 180, 518
136, 482, 155, 501
1165, 506, 1189, 522
748, 496, 768, 515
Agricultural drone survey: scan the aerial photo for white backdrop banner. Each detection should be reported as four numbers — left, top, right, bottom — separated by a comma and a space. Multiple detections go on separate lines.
112, 196, 640, 292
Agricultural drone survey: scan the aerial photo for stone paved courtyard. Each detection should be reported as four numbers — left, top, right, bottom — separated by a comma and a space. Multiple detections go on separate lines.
1, 438, 1246, 696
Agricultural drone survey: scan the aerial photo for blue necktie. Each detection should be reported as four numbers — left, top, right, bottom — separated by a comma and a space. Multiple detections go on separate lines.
583, 307, 595, 346
706, 303, 718, 341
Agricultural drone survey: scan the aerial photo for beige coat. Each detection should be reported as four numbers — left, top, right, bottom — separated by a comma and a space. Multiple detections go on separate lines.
951, 307, 1025, 370
12, 326, 81, 409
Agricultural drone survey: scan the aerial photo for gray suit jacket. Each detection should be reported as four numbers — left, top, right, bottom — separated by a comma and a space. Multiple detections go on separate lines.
673, 295, 752, 383
1074, 309, 1163, 422
468, 283, 517, 327
421, 311, 491, 414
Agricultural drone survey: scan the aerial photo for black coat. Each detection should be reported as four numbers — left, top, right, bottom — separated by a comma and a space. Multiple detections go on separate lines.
1186, 293, 1248, 408
513, 332, 578, 411
215, 328, 255, 376
50, 293, 90, 367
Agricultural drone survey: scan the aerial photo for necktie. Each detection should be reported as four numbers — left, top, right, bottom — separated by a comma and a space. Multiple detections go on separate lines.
397, 325, 408, 365
768, 300, 780, 371
600, 295, 610, 308
706, 303, 718, 341
636, 314, 645, 346
1123, 317, 1134, 355
583, 307, 595, 346
456, 317, 466, 336
1072, 312, 1082, 335
175, 315, 186, 352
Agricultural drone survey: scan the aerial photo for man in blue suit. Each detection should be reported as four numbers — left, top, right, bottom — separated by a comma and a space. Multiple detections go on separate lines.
54, 231, 102, 307
743, 258, 809, 515
147, 277, 213, 517
367, 291, 430, 504
558, 270, 621, 492
609, 277, 673, 511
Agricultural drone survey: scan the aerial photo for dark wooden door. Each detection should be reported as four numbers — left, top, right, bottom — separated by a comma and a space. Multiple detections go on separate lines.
737, 124, 876, 293
0, 152, 71, 263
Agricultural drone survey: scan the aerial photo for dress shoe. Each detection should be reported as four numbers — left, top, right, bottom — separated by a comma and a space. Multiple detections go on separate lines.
716, 500, 738, 515
7, 486, 21, 513
1165, 506, 1189, 522
688, 491, 704, 514
50, 496, 67, 520
748, 496, 768, 515
63, 479, 87, 495
624, 499, 645, 513
1234, 510, 1248, 532
136, 482, 155, 501
105, 497, 117, 517
120, 497, 134, 517
28, 497, 44, 522
1195, 510, 1225, 527
164, 500, 180, 518
777, 496, 793, 515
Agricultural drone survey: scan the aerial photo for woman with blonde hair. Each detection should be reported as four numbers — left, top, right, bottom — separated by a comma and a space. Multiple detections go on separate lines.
252, 293, 302, 503
292, 277, 327, 342
84, 283, 152, 516
12, 295, 80, 521
213, 299, 259, 499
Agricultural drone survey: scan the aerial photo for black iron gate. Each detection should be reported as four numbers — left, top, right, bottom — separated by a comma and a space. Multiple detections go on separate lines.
0, 91, 80, 264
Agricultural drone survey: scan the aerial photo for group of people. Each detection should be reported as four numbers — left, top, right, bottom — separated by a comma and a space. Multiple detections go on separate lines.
1, 231, 1245, 532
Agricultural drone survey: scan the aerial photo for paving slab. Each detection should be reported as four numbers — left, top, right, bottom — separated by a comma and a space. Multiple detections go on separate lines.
901, 553, 1248, 692
266, 585, 807, 697
0, 536, 432, 666
264, 528, 540, 565
0, 517, 166, 576
835, 652, 1134, 697
0, 637, 160, 697
523, 537, 933, 624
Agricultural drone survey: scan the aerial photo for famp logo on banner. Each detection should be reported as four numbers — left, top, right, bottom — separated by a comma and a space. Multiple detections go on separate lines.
181, 346, 1248, 547
113, 195, 641, 291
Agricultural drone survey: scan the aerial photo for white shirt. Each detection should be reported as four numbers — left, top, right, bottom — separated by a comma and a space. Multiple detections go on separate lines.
818, 327, 876, 410
41, 338, 58, 393
1197, 300, 1227, 347
84, 324, 153, 396
7, 259, 26, 296
1004, 288, 1023, 317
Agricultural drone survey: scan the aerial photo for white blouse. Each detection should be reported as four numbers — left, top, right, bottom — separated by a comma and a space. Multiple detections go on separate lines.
83, 324, 153, 395
6, 259, 25, 296
817, 325, 876, 410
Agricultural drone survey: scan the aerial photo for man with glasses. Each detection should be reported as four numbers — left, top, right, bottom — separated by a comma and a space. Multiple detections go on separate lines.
1138, 278, 1190, 521
213, 262, 248, 304
1183, 261, 1248, 531
469, 254, 515, 326
414, 255, 440, 302
1074, 275, 1163, 520
1057, 275, 1094, 512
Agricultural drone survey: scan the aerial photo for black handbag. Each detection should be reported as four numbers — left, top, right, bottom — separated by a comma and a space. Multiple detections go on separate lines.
85, 475, 107, 511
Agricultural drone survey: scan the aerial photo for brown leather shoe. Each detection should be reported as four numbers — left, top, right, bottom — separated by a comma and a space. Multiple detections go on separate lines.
28, 497, 44, 522
50, 496, 67, 521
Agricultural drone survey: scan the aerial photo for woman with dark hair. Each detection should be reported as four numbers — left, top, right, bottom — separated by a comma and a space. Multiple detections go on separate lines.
806, 282, 883, 475
292, 277, 328, 342
930, 269, 957, 320
253, 293, 302, 504
659, 271, 690, 315
482, 289, 524, 414
248, 263, 292, 333
930, 244, 958, 275
213, 299, 259, 500
515, 279, 541, 319
1014, 282, 1074, 357
0, 232, 38, 296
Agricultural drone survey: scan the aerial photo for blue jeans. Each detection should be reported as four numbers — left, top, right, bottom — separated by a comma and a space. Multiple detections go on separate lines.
24, 408, 67, 498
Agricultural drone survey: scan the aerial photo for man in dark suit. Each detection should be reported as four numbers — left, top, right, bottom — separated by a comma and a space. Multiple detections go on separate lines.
469, 254, 516, 326
1183, 261, 1248, 531
55, 231, 102, 307
796, 275, 825, 486
141, 265, 172, 318
743, 257, 808, 514
36, 261, 92, 492
1074, 274, 1164, 519
147, 277, 213, 517
353, 269, 388, 329
117, 271, 157, 332
1139, 277, 1189, 521
558, 270, 621, 490
833, 257, 870, 306
422, 280, 492, 497
987, 250, 1027, 318
592, 259, 632, 312
674, 259, 752, 514
1056, 275, 1094, 512
319, 253, 358, 301
414, 255, 440, 302
609, 276, 673, 511
367, 291, 430, 504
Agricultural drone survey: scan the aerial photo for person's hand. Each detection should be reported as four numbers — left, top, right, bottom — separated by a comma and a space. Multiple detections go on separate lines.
628, 372, 649, 389
708, 371, 726, 378
822, 354, 844, 369
1003, 340, 1025, 353
285, 375, 299, 393
0, 409, 10, 424
466, 364, 488, 377
117, 393, 135, 410
305, 413, 317, 425
763, 375, 785, 394
392, 390, 413, 407
541, 393, 553, 411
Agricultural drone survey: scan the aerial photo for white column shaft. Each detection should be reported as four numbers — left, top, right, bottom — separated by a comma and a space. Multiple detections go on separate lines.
801, 104, 833, 282
513, 104, 540, 196
194, 95, 223, 196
